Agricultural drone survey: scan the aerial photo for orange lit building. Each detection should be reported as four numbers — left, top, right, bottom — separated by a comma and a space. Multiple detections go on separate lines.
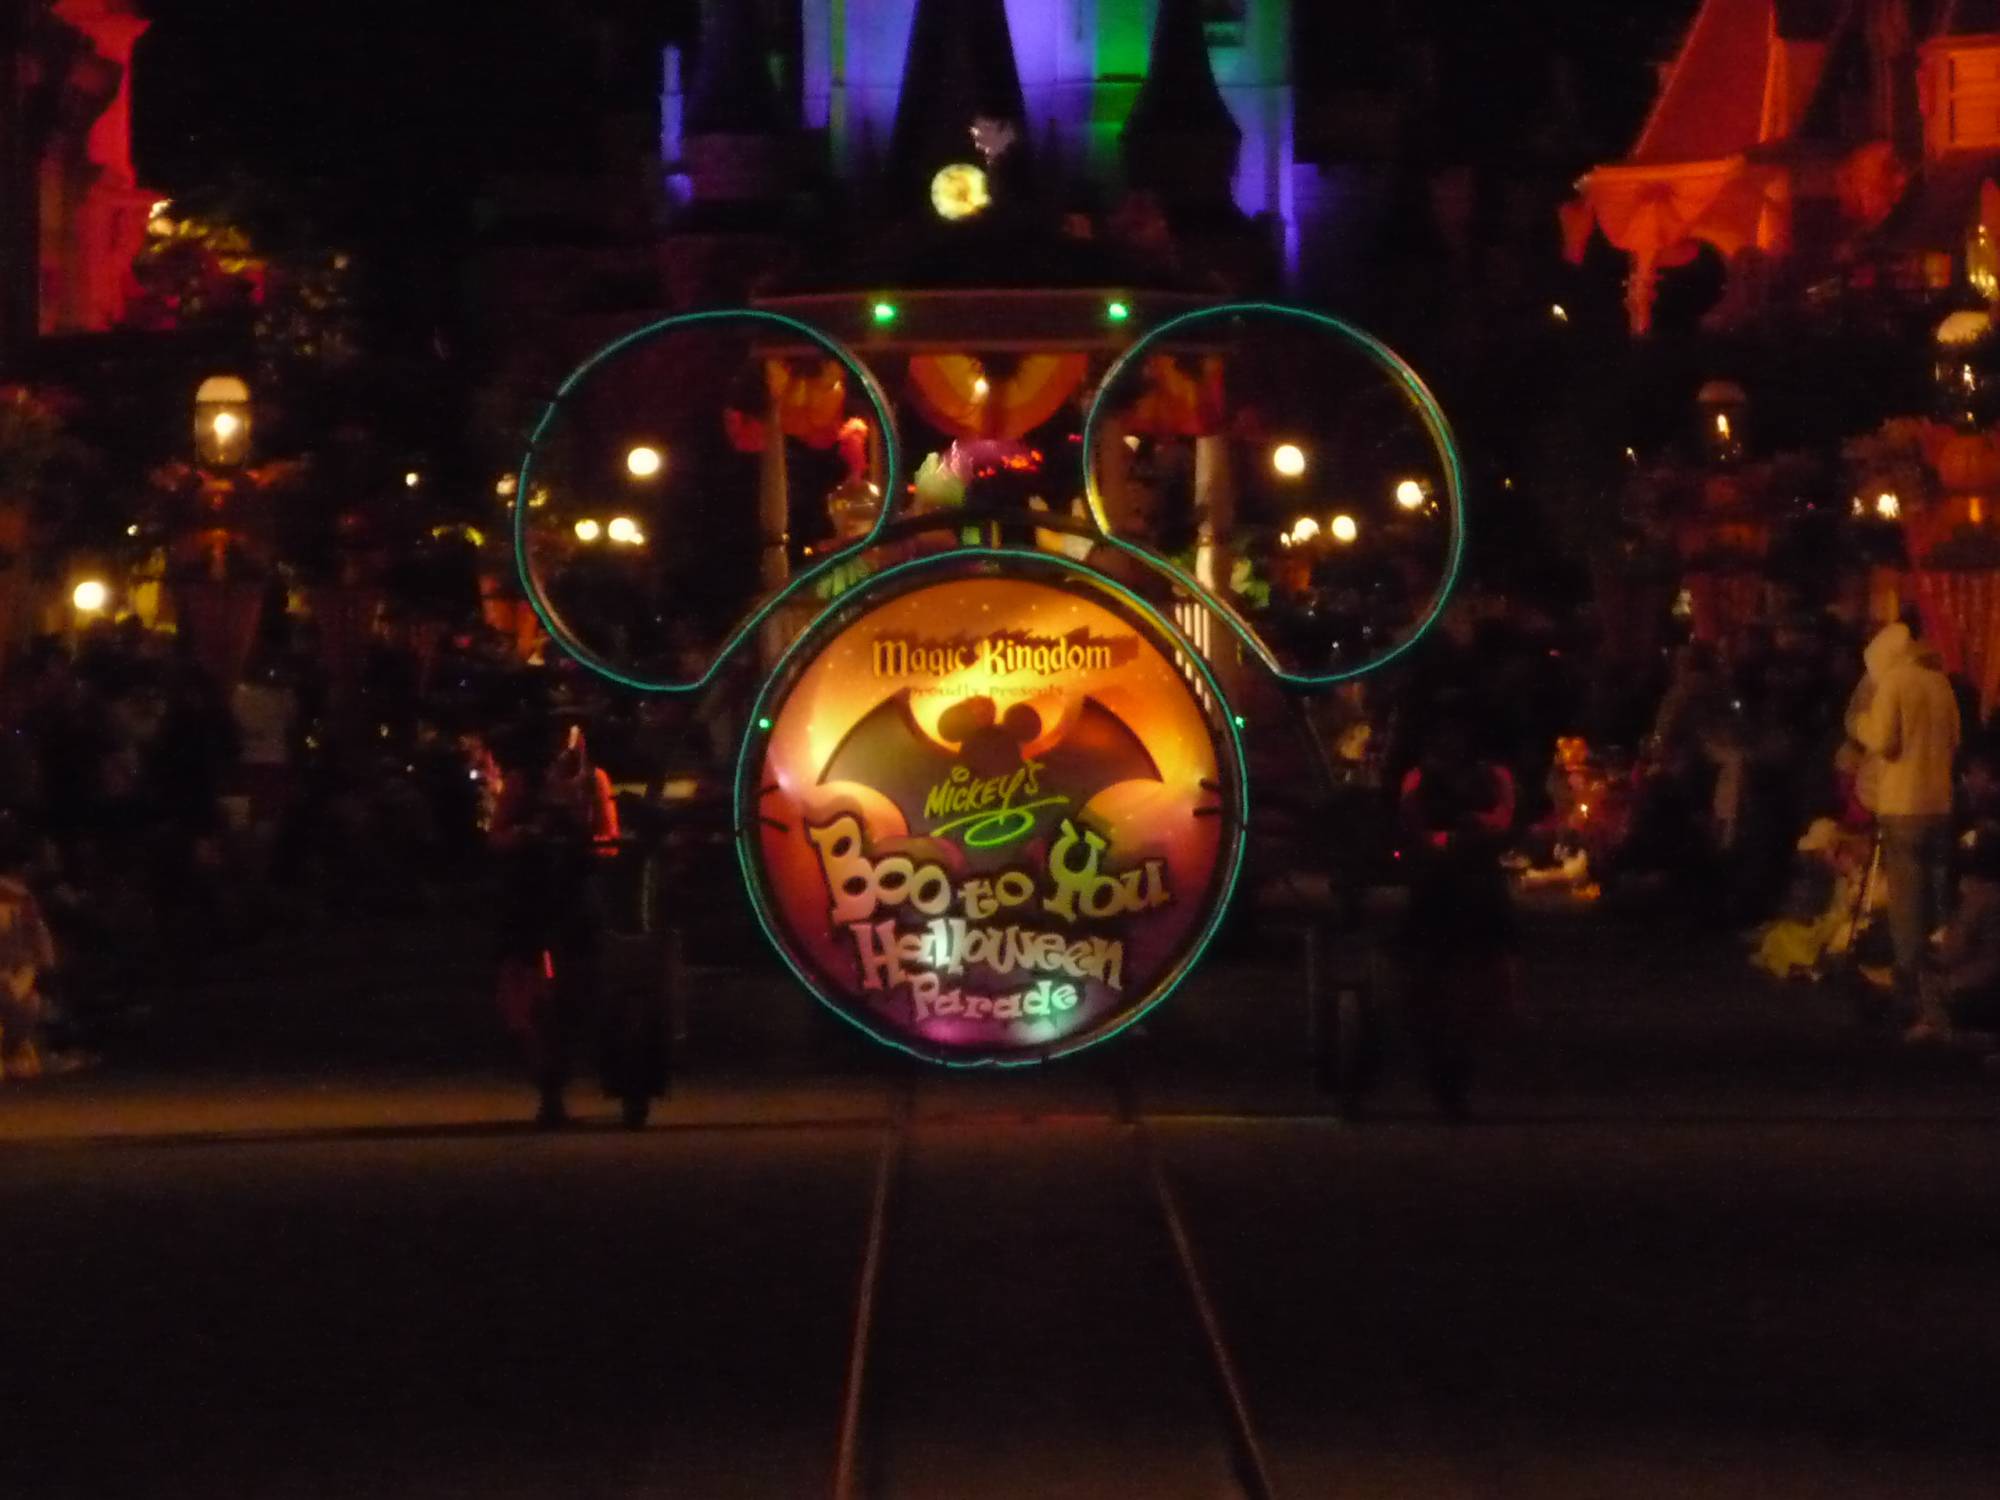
1566, 1, 2000, 334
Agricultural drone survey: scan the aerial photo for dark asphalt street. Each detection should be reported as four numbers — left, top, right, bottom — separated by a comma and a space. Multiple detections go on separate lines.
3, 898, 1999, 1497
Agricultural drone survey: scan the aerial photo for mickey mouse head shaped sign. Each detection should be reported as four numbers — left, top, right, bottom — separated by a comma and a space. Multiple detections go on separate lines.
514, 305, 1465, 1066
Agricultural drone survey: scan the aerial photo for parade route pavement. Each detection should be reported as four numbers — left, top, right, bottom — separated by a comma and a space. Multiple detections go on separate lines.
4, 898, 1999, 1496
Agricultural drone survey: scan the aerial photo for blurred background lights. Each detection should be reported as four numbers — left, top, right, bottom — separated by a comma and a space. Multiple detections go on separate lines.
574, 518, 602, 542
1876, 491, 1901, 520
404, 470, 421, 489
1272, 443, 1307, 478
1395, 478, 1426, 509
72, 579, 109, 613
606, 516, 641, 544
624, 444, 663, 478
1287, 515, 1320, 545
1330, 514, 1359, 544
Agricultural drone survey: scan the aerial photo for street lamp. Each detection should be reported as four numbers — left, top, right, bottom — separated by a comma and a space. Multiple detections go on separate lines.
1329, 514, 1359, 545
72, 578, 109, 614
1272, 443, 1308, 479
1696, 379, 1747, 463
1935, 305, 1998, 428
193, 375, 252, 468
625, 444, 664, 479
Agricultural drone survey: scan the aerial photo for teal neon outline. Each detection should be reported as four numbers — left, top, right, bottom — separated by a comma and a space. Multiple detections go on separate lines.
1080, 301, 1468, 687
512, 308, 903, 695
733, 547, 1250, 1069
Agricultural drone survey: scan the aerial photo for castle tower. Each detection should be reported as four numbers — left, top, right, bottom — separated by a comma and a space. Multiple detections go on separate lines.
684, 0, 791, 210
887, 0, 1034, 208
1122, 0, 1243, 217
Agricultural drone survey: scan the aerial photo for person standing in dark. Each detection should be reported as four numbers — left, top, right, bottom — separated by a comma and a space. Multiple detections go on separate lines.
1397, 716, 1518, 1120
490, 717, 620, 1127
143, 654, 239, 975
1848, 615, 1960, 1033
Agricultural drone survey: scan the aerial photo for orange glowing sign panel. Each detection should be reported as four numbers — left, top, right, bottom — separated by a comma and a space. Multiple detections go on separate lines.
742, 563, 1243, 1065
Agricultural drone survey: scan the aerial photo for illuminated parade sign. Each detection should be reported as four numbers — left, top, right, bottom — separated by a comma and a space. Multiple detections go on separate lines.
516, 304, 1463, 1068
738, 558, 1246, 1066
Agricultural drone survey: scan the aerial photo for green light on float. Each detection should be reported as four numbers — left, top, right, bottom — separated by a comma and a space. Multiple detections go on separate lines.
1106, 300, 1131, 323
871, 301, 899, 326
756, 717, 773, 731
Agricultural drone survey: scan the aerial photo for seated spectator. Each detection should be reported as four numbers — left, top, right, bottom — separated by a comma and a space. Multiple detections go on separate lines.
1750, 815, 1872, 981
0, 814, 57, 1081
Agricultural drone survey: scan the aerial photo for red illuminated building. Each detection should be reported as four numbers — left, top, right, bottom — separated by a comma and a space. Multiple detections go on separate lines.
0, 0, 155, 366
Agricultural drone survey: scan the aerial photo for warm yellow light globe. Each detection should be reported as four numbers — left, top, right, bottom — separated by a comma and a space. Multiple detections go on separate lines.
574, 518, 602, 542
625, 445, 663, 479
1330, 514, 1359, 544
930, 162, 991, 221
72, 579, 109, 613
211, 411, 241, 440
1272, 443, 1307, 478
607, 516, 640, 544
1395, 478, 1426, 509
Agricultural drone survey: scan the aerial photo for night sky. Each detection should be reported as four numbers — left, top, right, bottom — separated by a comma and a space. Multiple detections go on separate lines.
134, 2, 693, 222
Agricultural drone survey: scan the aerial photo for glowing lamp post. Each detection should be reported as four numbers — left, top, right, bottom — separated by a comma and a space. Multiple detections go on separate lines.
1936, 307, 1998, 429
1696, 380, 1747, 463
193, 374, 252, 468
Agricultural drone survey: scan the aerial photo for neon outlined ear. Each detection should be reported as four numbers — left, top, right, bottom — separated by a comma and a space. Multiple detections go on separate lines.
512, 308, 902, 694
1080, 301, 1468, 688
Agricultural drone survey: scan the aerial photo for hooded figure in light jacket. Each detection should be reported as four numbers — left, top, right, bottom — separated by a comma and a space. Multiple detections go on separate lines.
1846, 618, 1961, 1024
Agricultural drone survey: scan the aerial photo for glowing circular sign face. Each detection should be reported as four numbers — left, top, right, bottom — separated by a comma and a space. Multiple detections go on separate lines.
930, 162, 991, 220
739, 556, 1245, 1067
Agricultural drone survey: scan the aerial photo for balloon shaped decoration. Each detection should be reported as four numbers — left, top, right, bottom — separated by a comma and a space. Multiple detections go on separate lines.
514, 303, 1466, 1066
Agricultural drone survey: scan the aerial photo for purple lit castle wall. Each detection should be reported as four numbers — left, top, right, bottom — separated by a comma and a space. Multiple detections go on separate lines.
771, 0, 1305, 281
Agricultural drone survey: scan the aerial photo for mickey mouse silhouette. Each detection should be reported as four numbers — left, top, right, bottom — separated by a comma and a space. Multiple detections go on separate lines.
936, 696, 1041, 776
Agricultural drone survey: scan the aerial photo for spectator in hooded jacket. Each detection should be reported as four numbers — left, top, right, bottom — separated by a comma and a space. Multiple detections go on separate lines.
1848, 615, 1961, 1033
